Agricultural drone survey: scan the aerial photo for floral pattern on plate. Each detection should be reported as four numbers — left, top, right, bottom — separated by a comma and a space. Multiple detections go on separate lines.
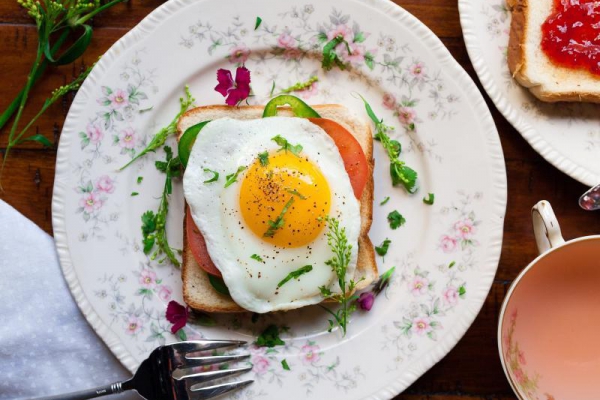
53, 0, 506, 399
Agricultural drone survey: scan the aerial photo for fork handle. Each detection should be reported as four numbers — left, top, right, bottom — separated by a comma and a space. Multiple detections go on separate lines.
33, 382, 125, 400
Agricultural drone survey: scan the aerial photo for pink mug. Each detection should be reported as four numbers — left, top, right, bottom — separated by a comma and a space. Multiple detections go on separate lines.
498, 200, 600, 400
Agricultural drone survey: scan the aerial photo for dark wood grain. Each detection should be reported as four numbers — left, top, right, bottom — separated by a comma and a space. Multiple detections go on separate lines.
2, 1, 599, 399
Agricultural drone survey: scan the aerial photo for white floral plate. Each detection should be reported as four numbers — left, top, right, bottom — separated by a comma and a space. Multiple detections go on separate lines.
52, 0, 506, 398
459, 0, 600, 187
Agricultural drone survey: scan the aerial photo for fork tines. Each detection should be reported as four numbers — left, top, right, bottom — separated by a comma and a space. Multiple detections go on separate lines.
170, 339, 247, 354
190, 379, 254, 400
168, 340, 254, 399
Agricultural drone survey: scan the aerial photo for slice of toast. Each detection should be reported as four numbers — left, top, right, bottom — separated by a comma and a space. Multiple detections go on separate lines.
177, 105, 376, 313
507, 0, 600, 102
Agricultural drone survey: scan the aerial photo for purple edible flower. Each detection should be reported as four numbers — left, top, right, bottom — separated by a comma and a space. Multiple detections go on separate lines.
214, 66, 251, 106
166, 300, 189, 334
357, 292, 375, 311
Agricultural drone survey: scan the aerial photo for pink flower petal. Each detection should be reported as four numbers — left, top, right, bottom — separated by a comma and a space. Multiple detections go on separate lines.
215, 69, 235, 96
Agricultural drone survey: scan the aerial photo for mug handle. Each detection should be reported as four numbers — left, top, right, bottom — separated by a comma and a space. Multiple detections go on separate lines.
531, 200, 566, 254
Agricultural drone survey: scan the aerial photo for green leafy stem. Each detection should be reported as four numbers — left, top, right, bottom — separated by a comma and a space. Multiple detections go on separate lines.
141, 146, 182, 267
359, 95, 418, 193
319, 216, 362, 336
120, 85, 194, 170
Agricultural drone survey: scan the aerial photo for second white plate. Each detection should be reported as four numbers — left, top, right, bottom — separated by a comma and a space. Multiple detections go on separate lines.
460, 0, 600, 187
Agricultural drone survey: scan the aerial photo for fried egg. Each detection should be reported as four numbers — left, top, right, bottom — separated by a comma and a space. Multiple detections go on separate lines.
183, 117, 360, 313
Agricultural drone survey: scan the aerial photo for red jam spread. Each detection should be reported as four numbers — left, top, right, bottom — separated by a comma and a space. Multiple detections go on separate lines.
541, 0, 600, 75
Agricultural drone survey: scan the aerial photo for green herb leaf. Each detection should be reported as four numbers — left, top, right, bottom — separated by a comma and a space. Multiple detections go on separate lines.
251, 254, 264, 262
203, 168, 219, 183
131, 192, 139, 197
192, 312, 217, 327
19, 134, 52, 148
281, 359, 291, 371
208, 274, 230, 295
286, 188, 307, 200
423, 193, 435, 205
459, 286, 466, 297
375, 238, 391, 257
258, 151, 269, 166
256, 325, 285, 348
449, 261, 456, 269
319, 285, 332, 297
255, 16, 263, 30
277, 265, 313, 288
224, 166, 247, 188
176, 328, 187, 341
263, 197, 294, 238
141, 211, 155, 235
137, 176, 143, 184
141, 210, 156, 254
322, 36, 346, 71
380, 196, 390, 206
387, 210, 405, 230
391, 163, 418, 193
373, 266, 396, 295
272, 135, 303, 156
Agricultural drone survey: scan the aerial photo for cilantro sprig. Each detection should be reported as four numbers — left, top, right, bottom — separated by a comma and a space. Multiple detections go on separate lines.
375, 238, 391, 257
272, 135, 303, 156
258, 151, 269, 166
277, 265, 313, 288
359, 96, 418, 193
120, 86, 194, 170
255, 325, 285, 348
319, 216, 363, 336
141, 146, 181, 267
263, 197, 294, 238
387, 210, 405, 230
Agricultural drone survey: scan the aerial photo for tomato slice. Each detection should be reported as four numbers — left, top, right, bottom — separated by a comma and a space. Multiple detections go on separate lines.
308, 118, 369, 200
186, 207, 222, 277
186, 118, 369, 277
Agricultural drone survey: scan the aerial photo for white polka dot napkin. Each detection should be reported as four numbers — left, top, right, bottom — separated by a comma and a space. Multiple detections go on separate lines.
0, 200, 139, 399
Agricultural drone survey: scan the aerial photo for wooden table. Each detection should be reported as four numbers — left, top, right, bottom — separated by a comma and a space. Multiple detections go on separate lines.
1, 1, 598, 399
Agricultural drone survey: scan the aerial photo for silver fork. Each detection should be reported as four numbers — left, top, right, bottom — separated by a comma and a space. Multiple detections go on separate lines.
35, 340, 253, 400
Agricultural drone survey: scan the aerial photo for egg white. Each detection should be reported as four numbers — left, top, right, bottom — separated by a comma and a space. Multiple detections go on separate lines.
183, 117, 360, 313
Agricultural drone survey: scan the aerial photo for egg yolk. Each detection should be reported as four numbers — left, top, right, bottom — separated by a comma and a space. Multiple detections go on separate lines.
239, 151, 331, 247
